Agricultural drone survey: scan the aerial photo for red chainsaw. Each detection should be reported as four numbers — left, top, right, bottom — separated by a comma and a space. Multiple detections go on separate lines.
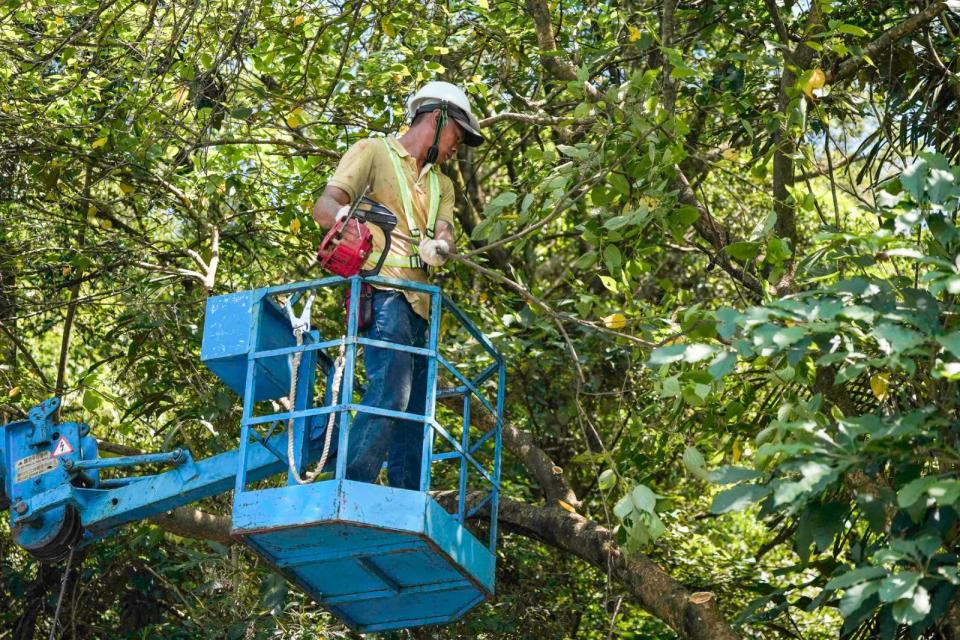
316, 191, 398, 278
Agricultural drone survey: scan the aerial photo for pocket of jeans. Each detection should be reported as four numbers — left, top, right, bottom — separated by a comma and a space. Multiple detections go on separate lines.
371, 292, 396, 340
373, 293, 413, 343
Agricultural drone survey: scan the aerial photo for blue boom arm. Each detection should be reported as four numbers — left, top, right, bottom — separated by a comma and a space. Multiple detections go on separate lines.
0, 398, 332, 561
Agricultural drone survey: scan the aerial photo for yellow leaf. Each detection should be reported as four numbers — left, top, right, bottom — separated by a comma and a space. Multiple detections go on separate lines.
100, 217, 112, 229
286, 107, 303, 128
290, 217, 301, 235
91, 137, 107, 149
174, 85, 189, 108
802, 68, 826, 99
62, 266, 71, 276
381, 17, 395, 38
558, 500, 576, 513
628, 26, 641, 42
476, 0, 488, 8
8, 386, 20, 398
603, 313, 627, 329
293, 14, 305, 26
732, 439, 742, 464
870, 373, 889, 400
54, 15, 63, 25
119, 182, 135, 195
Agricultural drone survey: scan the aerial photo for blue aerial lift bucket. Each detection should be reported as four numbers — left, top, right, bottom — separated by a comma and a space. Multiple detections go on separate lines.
201, 275, 505, 632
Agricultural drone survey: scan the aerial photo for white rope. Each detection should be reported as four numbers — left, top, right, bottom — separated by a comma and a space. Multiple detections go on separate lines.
283, 293, 345, 485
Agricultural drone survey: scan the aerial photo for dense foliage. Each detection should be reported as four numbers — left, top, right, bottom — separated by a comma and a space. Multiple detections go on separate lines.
3, 0, 960, 637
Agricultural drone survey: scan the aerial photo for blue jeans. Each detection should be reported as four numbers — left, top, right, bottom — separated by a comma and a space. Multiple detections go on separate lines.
345, 289, 428, 490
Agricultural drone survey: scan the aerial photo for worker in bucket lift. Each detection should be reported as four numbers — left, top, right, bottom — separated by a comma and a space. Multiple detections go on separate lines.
312, 81, 485, 490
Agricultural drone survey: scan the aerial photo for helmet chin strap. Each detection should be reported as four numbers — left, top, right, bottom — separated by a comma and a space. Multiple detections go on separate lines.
424, 102, 448, 165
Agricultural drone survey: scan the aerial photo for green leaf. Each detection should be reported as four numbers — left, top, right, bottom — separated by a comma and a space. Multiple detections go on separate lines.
557, 144, 590, 160
765, 237, 792, 265
873, 323, 925, 355
598, 469, 616, 491
630, 484, 658, 513
878, 571, 920, 603
82, 389, 102, 412
898, 476, 938, 508
648, 344, 687, 366
709, 466, 762, 484
825, 566, 887, 591
749, 211, 777, 240
598, 275, 618, 292
937, 331, 960, 356
671, 205, 700, 226
483, 191, 517, 216
902, 157, 930, 202
836, 23, 868, 37
660, 375, 681, 397
603, 245, 622, 270
608, 173, 630, 196
682, 446, 711, 481
725, 241, 760, 261
710, 484, 770, 514
891, 586, 931, 625
614, 493, 633, 519
772, 326, 807, 347
926, 479, 960, 505
708, 351, 737, 379
839, 580, 880, 619
683, 343, 715, 363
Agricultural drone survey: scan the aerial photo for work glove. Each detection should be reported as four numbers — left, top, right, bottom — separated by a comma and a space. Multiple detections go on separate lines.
419, 238, 450, 267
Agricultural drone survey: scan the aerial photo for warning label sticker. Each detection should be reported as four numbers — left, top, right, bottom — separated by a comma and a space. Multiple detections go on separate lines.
15, 452, 58, 484
51, 436, 74, 458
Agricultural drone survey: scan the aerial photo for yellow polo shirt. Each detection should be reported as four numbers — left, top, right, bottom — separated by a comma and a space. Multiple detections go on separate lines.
326, 135, 455, 320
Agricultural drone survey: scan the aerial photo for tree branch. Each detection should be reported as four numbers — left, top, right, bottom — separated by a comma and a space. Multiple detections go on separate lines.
523, 0, 600, 98
827, 2, 947, 85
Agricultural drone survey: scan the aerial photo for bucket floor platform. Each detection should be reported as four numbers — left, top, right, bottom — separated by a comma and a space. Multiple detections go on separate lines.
232, 479, 495, 633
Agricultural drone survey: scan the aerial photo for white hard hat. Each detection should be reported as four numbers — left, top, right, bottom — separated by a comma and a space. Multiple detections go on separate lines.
406, 81, 484, 146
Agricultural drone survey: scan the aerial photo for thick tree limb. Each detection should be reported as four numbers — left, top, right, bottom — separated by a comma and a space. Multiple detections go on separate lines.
661, 0, 679, 115
763, 0, 792, 52
523, 0, 577, 81
827, 2, 947, 85
770, 7, 822, 295
479, 111, 585, 128
149, 506, 232, 544
523, 0, 600, 98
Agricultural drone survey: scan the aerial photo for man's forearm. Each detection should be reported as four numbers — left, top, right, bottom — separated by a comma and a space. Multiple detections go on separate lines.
312, 187, 351, 230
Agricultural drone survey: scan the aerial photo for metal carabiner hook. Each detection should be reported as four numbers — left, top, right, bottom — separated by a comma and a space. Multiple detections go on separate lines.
285, 292, 315, 337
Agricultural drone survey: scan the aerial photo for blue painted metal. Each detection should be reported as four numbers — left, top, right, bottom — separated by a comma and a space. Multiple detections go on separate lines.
1, 275, 505, 634
67, 449, 189, 471
225, 276, 505, 632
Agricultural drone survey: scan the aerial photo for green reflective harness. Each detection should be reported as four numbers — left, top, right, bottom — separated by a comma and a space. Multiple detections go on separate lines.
366, 138, 441, 270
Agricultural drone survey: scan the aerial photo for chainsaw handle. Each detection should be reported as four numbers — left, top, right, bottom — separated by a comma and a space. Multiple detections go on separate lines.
360, 230, 391, 277
355, 196, 398, 277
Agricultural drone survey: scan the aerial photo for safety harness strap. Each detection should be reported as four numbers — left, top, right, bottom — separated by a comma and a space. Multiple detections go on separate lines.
366, 251, 423, 270
369, 138, 442, 271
